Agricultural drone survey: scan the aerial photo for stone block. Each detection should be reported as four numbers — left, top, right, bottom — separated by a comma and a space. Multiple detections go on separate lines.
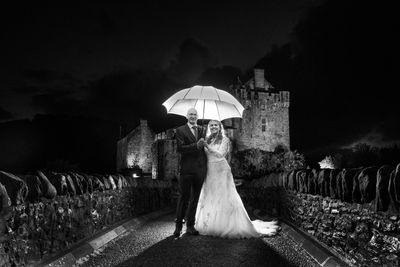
19, 174, 43, 202
329, 169, 341, 199
308, 169, 318, 195
341, 168, 362, 203
297, 169, 309, 193
318, 169, 331, 197
45, 172, 68, 196
357, 166, 379, 204
373, 165, 394, 212
0, 171, 28, 205
388, 163, 400, 213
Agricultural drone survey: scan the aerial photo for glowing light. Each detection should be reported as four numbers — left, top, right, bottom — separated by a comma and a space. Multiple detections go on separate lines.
318, 155, 337, 169
132, 173, 139, 178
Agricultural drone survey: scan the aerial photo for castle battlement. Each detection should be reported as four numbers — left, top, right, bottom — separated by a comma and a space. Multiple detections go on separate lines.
228, 68, 290, 152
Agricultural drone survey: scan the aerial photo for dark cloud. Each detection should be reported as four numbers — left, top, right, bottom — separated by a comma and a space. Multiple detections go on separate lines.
31, 89, 85, 116
23, 68, 184, 131
0, 106, 12, 120
12, 85, 42, 94
167, 38, 218, 85
10, 69, 84, 97
98, 12, 118, 35
254, 0, 398, 157
196, 66, 244, 89
2, 0, 397, 166
21, 69, 79, 84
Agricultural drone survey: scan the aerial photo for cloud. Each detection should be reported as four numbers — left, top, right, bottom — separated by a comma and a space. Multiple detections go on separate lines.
31, 88, 85, 116
254, 0, 398, 157
343, 129, 400, 149
21, 69, 78, 84
166, 38, 218, 85
80, 69, 188, 130
196, 66, 243, 89
98, 12, 118, 35
0, 106, 12, 120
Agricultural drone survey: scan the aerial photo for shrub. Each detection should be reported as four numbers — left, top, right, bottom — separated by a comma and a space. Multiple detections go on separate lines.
230, 148, 305, 180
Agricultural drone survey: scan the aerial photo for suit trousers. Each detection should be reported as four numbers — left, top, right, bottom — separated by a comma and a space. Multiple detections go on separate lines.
175, 171, 204, 227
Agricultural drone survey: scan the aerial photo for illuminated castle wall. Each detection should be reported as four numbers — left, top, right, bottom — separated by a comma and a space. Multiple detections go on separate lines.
226, 68, 290, 152
116, 120, 154, 173
117, 68, 290, 179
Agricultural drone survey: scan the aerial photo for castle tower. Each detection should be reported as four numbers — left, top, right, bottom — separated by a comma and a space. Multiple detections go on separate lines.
228, 68, 290, 152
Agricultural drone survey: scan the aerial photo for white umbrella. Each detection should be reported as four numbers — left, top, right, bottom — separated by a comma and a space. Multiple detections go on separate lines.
162, 85, 244, 121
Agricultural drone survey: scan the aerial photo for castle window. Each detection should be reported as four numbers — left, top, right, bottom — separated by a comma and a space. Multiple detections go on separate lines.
247, 91, 251, 100
262, 118, 266, 132
254, 92, 259, 100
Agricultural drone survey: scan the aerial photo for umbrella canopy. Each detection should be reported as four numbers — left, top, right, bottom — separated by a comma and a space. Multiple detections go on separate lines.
162, 85, 244, 121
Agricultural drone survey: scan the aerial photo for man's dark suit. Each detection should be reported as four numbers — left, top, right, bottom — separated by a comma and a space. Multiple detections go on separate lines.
175, 124, 207, 228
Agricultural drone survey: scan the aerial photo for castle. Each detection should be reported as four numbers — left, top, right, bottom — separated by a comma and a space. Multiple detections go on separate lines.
116, 68, 290, 180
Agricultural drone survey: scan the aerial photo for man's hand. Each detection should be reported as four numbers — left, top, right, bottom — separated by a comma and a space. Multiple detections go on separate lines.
197, 138, 205, 149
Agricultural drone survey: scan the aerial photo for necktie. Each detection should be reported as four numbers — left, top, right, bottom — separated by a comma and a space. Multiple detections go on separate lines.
192, 126, 198, 140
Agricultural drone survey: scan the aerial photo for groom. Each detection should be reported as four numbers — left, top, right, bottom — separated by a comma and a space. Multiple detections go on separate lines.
173, 108, 207, 238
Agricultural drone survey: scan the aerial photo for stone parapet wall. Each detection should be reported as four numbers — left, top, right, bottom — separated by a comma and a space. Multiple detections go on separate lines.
241, 163, 400, 267
0, 171, 172, 266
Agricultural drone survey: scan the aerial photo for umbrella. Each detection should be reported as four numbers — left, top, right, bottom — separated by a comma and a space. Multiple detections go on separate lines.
162, 85, 244, 121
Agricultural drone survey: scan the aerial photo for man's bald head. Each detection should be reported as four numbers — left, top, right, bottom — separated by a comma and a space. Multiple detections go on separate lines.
186, 108, 198, 125
187, 108, 198, 117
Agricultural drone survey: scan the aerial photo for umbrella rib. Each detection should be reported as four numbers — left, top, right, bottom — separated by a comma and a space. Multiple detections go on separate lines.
203, 99, 205, 120
168, 99, 180, 112
233, 104, 242, 116
182, 88, 191, 99
215, 101, 221, 121
216, 88, 221, 101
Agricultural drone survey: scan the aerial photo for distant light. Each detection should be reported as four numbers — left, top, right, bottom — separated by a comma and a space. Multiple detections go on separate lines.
132, 173, 140, 178
318, 156, 336, 169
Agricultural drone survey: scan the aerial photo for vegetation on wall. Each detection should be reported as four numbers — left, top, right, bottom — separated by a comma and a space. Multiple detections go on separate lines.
230, 147, 305, 180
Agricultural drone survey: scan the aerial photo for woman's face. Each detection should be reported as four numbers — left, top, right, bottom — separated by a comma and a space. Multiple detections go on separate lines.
209, 121, 220, 134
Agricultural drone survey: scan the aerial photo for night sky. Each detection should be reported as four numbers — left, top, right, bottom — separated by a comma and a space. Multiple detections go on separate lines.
1, 0, 398, 171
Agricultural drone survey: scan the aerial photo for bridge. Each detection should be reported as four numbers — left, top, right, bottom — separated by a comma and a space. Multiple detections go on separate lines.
38, 207, 341, 267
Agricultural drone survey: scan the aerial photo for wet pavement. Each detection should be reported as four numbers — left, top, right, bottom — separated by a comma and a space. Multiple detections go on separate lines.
76, 213, 319, 267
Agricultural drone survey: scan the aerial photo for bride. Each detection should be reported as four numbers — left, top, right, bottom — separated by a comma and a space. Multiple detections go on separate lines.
195, 120, 280, 238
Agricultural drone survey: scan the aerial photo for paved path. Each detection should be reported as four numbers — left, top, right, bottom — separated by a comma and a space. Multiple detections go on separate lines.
77, 213, 318, 267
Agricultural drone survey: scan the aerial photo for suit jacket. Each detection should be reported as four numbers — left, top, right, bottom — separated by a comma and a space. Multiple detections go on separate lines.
175, 124, 207, 175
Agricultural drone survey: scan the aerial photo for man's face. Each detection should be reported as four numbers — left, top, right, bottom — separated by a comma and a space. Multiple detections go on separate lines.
187, 109, 198, 125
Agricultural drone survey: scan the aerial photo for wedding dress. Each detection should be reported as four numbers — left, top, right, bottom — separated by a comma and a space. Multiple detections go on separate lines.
195, 136, 279, 238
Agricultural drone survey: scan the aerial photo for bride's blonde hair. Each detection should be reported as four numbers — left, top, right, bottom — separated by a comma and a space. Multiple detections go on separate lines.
205, 120, 225, 145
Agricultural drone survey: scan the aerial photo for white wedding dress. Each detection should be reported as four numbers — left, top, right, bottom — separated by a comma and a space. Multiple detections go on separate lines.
195, 136, 279, 239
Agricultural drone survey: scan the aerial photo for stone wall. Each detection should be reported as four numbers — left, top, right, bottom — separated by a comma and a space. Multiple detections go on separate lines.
117, 120, 155, 173
242, 163, 400, 267
0, 170, 172, 266
151, 139, 180, 181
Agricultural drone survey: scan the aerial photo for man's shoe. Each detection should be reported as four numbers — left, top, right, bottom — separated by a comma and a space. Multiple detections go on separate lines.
186, 226, 199, 235
173, 223, 182, 238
